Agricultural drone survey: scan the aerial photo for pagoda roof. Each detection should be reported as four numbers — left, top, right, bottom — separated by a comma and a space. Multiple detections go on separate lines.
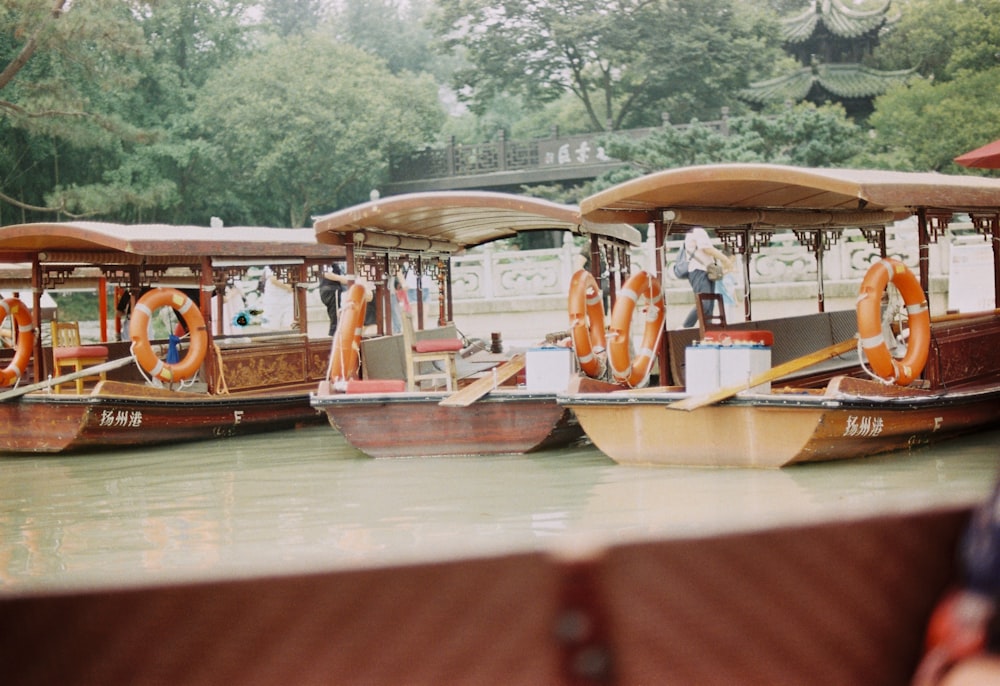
783, 0, 896, 43
741, 63, 915, 104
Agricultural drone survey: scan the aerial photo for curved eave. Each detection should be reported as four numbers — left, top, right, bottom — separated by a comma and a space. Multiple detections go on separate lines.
782, 0, 892, 43
742, 64, 915, 103
580, 163, 1000, 227
0, 222, 342, 260
312, 191, 641, 251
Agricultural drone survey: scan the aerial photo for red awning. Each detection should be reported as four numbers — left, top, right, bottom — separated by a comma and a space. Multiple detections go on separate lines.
954, 138, 1000, 169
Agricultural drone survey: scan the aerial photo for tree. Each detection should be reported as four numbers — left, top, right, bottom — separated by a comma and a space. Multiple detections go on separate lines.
592, 103, 864, 188
190, 33, 444, 227
429, 0, 783, 132
873, 0, 1000, 82
0, 0, 147, 222
864, 0, 1000, 173
329, 0, 442, 78
864, 68, 1000, 172
259, 0, 326, 37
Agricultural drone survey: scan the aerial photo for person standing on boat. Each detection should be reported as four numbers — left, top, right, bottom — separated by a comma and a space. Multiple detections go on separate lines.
319, 262, 351, 336
681, 227, 734, 328
262, 265, 295, 330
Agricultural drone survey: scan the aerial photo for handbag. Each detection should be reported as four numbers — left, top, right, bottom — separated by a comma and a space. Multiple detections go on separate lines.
673, 246, 690, 279
706, 260, 724, 281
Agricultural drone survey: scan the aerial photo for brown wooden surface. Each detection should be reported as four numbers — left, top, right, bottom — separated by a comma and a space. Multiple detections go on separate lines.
567, 384, 1000, 467
0, 385, 323, 454
0, 507, 968, 686
318, 393, 581, 457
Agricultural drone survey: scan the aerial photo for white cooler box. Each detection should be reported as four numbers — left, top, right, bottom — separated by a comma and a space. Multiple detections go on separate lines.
685, 330, 773, 396
525, 347, 574, 392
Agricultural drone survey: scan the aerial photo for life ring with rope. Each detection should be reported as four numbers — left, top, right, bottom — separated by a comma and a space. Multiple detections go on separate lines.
0, 297, 34, 386
130, 287, 208, 383
856, 258, 930, 386
608, 271, 665, 388
568, 269, 607, 378
328, 283, 369, 382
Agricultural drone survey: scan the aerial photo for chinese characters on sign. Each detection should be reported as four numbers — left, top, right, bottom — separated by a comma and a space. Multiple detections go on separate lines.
539, 137, 613, 167
99, 409, 143, 428
843, 415, 884, 438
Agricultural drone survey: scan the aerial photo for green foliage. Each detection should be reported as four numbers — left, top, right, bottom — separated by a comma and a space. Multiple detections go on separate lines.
874, 0, 1000, 82
865, 68, 1000, 172
430, 0, 783, 132
330, 0, 444, 78
594, 103, 864, 186
190, 33, 445, 227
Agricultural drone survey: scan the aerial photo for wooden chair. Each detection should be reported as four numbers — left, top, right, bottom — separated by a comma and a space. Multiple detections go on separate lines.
696, 293, 727, 337
400, 313, 461, 391
51, 320, 110, 394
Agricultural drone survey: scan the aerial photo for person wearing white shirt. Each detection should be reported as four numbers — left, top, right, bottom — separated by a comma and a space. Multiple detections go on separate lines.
682, 227, 734, 328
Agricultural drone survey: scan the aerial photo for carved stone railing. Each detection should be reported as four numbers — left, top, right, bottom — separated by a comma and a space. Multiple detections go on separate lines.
390, 112, 732, 184
449, 222, 970, 305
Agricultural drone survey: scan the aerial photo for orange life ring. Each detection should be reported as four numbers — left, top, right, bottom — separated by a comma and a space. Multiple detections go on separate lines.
0, 298, 34, 386
130, 287, 208, 383
568, 269, 607, 378
608, 271, 665, 387
856, 258, 930, 386
328, 283, 369, 382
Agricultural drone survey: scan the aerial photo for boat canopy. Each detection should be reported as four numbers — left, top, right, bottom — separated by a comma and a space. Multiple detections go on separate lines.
580, 163, 1000, 228
0, 222, 343, 264
313, 191, 641, 252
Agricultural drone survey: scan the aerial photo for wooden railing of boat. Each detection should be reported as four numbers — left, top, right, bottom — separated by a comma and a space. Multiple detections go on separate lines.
1, 334, 332, 396
924, 310, 1000, 390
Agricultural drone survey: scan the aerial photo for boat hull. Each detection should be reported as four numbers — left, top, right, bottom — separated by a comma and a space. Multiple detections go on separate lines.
312, 391, 583, 457
0, 384, 324, 454
563, 387, 1000, 468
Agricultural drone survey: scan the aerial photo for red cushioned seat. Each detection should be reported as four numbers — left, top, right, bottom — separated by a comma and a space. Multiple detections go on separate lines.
345, 379, 407, 394
53, 345, 110, 359
702, 330, 774, 347
413, 338, 463, 353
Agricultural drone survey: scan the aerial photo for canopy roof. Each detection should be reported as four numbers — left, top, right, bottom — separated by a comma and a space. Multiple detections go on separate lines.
580, 164, 1000, 228
313, 191, 641, 253
0, 222, 343, 263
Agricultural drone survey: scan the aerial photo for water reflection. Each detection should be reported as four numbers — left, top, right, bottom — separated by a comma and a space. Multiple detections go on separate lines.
1, 426, 998, 594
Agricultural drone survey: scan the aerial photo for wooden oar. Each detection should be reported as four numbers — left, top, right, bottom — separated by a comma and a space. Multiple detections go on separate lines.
439, 353, 525, 407
0, 356, 134, 402
667, 337, 857, 412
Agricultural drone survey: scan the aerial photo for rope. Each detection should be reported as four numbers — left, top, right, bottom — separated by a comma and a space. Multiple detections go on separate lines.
211, 343, 230, 394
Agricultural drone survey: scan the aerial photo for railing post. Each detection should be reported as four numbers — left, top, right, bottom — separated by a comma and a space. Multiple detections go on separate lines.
481, 243, 496, 299
497, 130, 507, 171
447, 136, 456, 176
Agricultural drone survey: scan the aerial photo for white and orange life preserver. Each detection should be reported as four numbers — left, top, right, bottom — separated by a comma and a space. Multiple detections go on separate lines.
328, 283, 369, 382
130, 287, 208, 383
0, 297, 35, 386
568, 269, 607, 378
856, 258, 930, 386
608, 271, 665, 388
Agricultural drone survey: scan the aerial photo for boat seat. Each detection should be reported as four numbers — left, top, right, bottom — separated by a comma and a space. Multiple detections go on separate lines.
400, 313, 461, 391
51, 320, 109, 394
696, 293, 726, 337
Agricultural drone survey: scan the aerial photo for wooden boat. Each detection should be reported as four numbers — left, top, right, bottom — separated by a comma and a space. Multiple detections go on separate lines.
559, 164, 1000, 468
309, 191, 641, 457
0, 222, 341, 453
